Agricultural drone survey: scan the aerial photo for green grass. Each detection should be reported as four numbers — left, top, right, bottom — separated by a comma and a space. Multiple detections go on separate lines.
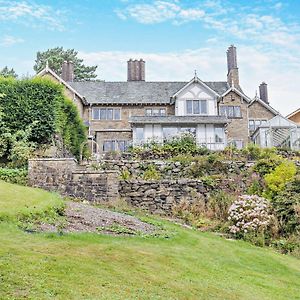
0, 183, 300, 299
0, 180, 63, 221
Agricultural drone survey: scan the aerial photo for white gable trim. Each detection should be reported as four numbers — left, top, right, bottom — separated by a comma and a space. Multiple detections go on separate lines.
287, 108, 300, 119
36, 66, 87, 105
171, 76, 220, 99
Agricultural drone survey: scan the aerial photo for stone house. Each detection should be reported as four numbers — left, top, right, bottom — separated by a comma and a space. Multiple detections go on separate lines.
37, 45, 279, 154
287, 108, 300, 124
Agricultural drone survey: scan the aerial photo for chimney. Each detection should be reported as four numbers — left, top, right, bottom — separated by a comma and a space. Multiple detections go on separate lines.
61, 61, 68, 81
259, 82, 269, 104
61, 61, 74, 82
127, 59, 145, 81
227, 45, 239, 87
67, 61, 74, 82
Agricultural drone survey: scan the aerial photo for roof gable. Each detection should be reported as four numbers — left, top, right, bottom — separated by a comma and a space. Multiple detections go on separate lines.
249, 96, 279, 115
221, 86, 251, 103
171, 76, 221, 99
36, 66, 88, 105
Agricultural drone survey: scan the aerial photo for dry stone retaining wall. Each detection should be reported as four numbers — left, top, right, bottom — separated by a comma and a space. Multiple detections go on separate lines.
28, 158, 247, 214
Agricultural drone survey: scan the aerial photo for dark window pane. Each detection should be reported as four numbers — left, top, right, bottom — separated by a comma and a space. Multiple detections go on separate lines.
114, 109, 121, 120
193, 100, 200, 114
215, 126, 224, 143
163, 127, 178, 139
92, 108, 99, 120
117, 140, 127, 152
228, 106, 234, 117
200, 100, 207, 114
136, 127, 144, 142
100, 109, 106, 120
103, 141, 114, 152
219, 106, 227, 116
152, 109, 160, 116
160, 109, 166, 116
186, 100, 193, 114
107, 109, 113, 120
234, 106, 241, 117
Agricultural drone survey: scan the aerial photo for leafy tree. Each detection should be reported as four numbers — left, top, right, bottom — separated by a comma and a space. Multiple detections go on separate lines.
33, 47, 98, 81
0, 66, 18, 78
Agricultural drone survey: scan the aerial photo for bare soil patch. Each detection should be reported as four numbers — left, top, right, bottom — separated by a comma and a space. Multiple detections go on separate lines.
38, 201, 155, 236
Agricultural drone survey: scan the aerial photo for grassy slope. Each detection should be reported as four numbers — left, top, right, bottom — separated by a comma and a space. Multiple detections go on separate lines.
0, 180, 63, 221
0, 183, 300, 300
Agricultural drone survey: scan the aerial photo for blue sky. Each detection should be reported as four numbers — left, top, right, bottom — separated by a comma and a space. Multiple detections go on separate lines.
1, 0, 300, 114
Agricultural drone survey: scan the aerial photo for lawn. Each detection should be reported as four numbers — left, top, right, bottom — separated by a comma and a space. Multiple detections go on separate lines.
0, 180, 63, 221
0, 181, 300, 300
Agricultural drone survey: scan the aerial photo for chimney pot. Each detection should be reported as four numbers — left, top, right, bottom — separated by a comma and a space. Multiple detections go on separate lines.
127, 59, 145, 81
259, 82, 269, 104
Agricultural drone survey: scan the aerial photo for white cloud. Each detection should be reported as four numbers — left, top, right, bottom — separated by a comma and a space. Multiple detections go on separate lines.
0, 35, 24, 46
117, 0, 205, 24
79, 45, 300, 116
0, 1, 65, 30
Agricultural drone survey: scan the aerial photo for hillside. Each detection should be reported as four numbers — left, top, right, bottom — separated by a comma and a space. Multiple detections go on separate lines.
0, 181, 300, 300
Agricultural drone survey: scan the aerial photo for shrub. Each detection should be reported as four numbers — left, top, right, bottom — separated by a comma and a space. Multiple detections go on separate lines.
252, 154, 283, 176
228, 195, 271, 235
264, 160, 297, 199
0, 77, 87, 161
120, 169, 131, 180
242, 143, 261, 160
0, 168, 28, 185
272, 177, 300, 235
208, 191, 234, 221
143, 165, 161, 180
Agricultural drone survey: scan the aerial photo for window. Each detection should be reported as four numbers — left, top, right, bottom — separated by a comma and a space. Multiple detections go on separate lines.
163, 127, 178, 139
186, 100, 207, 115
103, 140, 128, 152
179, 127, 196, 136
145, 108, 166, 116
215, 126, 224, 143
249, 119, 267, 132
219, 106, 242, 118
92, 108, 121, 120
135, 127, 144, 143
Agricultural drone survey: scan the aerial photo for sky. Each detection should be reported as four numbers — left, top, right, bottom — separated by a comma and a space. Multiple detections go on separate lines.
0, 0, 300, 115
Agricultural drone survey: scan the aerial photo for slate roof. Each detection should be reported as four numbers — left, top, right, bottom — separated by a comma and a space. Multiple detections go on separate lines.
129, 115, 230, 124
68, 81, 229, 105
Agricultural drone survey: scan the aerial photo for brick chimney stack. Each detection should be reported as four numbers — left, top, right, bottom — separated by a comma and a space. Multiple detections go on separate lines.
227, 45, 239, 87
67, 61, 74, 82
61, 61, 74, 82
127, 59, 145, 81
259, 82, 269, 104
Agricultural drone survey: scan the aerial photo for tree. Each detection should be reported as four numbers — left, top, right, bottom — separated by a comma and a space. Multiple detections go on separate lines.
33, 47, 98, 81
0, 66, 18, 78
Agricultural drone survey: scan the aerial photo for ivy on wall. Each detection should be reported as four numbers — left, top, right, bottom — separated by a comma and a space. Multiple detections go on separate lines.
0, 76, 87, 161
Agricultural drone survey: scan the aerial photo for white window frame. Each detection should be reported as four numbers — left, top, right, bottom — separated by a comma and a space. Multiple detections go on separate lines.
92, 107, 121, 121
186, 100, 208, 115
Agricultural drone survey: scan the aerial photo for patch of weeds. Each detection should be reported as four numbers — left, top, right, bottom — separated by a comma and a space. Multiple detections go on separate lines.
97, 223, 137, 235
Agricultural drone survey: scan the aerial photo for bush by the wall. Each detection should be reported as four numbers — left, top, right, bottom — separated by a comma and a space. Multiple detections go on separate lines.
0, 77, 87, 161
0, 168, 28, 185
264, 160, 297, 199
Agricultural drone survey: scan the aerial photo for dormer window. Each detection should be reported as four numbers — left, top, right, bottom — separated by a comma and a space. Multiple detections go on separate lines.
186, 100, 207, 115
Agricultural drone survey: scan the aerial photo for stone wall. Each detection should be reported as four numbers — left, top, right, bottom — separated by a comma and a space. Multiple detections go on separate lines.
87, 159, 254, 179
119, 177, 246, 214
28, 158, 119, 202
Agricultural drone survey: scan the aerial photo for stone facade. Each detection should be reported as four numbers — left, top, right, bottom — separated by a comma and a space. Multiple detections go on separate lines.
37, 45, 279, 153
219, 91, 249, 146
248, 101, 276, 120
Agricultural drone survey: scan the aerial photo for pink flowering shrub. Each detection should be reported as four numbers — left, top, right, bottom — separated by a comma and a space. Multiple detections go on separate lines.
228, 195, 271, 235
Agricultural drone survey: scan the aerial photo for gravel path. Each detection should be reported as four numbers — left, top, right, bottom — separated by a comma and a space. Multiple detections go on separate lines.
39, 201, 155, 235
